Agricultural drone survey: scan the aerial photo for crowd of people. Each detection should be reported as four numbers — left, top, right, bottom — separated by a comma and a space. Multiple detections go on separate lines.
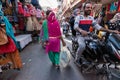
39, 1, 120, 69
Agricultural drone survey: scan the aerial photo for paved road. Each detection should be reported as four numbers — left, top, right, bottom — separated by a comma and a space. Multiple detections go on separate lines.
0, 37, 98, 80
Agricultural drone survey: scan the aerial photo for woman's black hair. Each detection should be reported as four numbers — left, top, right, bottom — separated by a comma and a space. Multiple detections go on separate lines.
46, 10, 52, 16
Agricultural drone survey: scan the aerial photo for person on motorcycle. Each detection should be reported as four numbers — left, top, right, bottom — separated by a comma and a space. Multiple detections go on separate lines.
110, 12, 120, 23
74, 2, 120, 65
109, 12, 120, 31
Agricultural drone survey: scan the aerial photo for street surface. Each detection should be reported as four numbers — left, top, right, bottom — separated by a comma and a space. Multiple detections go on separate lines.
0, 35, 100, 80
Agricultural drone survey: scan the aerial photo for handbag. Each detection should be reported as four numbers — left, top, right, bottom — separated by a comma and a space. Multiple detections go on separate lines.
0, 27, 8, 45
60, 46, 71, 67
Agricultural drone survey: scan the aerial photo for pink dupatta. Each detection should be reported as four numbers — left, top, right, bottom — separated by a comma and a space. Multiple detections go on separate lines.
46, 12, 62, 53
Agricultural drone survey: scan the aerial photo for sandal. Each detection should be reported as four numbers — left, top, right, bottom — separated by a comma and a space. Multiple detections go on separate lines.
55, 65, 60, 69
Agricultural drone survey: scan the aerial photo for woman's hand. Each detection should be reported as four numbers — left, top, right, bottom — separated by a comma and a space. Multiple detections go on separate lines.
62, 40, 66, 47
44, 41, 49, 46
60, 36, 66, 47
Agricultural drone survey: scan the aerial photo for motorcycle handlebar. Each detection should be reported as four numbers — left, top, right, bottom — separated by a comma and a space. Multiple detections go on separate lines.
87, 32, 99, 39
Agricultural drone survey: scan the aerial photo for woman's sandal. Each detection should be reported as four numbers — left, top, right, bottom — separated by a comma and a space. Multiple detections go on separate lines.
55, 65, 60, 69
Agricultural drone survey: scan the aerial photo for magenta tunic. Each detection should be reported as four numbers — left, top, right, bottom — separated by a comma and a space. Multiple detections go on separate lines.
46, 12, 61, 53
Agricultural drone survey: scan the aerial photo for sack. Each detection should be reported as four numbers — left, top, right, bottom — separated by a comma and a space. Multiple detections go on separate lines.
60, 46, 71, 67
0, 27, 8, 45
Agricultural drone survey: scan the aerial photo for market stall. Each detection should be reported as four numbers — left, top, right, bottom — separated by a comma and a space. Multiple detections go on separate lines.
0, 0, 42, 50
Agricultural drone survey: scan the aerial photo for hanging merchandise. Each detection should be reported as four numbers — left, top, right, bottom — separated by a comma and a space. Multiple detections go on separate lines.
117, 1, 120, 12
1, 0, 13, 15
28, 4, 40, 31
0, 1, 2, 11
29, 4, 36, 16
118, 6, 120, 12
110, 2, 118, 12
25, 4, 33, 31
41, 11, 45, 17
26, 17, 33, 31
1, 12, 19, 48
24, 5, 31, 17
0, 36, 16, 54
107, 3, 111, 12
0, 11, 22, 70
0, 27, 8, 45
0, 49, 22, 69
4, 7, 12, 15
32, 16, 40, 30
31, 6, 40, 30
13, 12, 18, 22
1, 0, 7, 8
7, 0, 12, 7
18, 17, 24, 30
1, 0, 12, 7
17, 2, 24, 15
36, 8, 42, 19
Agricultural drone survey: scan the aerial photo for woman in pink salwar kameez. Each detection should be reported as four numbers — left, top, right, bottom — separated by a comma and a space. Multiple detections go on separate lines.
46, 11, 66, 69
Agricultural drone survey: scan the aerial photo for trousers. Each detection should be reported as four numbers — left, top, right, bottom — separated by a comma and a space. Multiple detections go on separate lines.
48, 51, 60, 65
75, 35, 89, 61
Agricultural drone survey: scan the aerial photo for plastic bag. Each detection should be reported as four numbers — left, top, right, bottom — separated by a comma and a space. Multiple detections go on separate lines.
60, 46, 71, 67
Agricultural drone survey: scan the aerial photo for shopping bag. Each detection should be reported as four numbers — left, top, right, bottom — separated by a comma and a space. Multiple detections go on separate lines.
60, 46, 71, 67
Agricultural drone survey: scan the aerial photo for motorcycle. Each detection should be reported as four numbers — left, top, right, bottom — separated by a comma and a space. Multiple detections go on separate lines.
103, 33, 120, 66
69, 32, 106, 73
96, 33, 120, 80
70, 31, 120, 73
